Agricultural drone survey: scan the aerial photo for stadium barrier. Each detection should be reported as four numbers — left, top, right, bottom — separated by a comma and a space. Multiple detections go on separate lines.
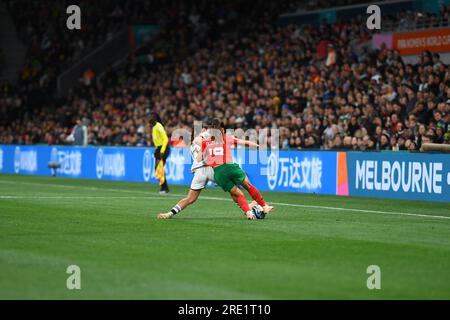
0, 145, 448, 203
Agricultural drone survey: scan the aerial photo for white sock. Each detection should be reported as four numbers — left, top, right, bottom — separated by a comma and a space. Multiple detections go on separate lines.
170, 205, 182, 216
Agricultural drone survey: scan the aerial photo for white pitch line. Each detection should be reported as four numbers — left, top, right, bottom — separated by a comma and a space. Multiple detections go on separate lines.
0, 180, 449, 221
174, 195, 450, 220
0, 180, 145, 195
0, 196, 167, 200
269, 202, 450, 220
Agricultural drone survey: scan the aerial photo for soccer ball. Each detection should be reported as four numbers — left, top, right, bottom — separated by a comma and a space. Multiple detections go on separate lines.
251, 204, 266, 219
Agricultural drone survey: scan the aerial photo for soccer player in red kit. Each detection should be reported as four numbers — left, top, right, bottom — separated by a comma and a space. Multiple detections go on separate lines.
199, 118, 274, 220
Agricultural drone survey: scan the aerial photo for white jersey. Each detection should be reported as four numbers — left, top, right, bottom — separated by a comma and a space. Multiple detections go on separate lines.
190, 131, 209, 172
190, 166, 215, 190
189, 131, 214, 190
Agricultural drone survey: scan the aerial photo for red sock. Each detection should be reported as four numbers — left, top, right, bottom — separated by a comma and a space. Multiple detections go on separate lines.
245, 185, 266, 207
235, 195, 250, 213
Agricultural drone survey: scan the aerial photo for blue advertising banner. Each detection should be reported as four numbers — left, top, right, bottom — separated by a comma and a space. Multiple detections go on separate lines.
0, 145, 338, 195
347, 152, 450, 202
0, 145, 190, 184
237, 150, 337, 194
1, 145, 449, 202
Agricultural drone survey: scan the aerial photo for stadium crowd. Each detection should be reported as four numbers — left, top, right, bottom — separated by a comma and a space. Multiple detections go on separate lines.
1, 1, 450, 151
4, 0, 298, 92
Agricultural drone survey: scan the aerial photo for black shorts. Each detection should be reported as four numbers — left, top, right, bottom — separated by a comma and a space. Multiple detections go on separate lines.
154, 146, 170, 161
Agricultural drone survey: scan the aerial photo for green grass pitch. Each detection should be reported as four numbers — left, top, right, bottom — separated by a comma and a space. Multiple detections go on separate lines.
0, 174, 449, 299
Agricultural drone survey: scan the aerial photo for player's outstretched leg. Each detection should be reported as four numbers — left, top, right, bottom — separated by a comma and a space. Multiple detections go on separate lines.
157, 189, 201, 219
229, 186, 256, 220
240, 177, 273, 213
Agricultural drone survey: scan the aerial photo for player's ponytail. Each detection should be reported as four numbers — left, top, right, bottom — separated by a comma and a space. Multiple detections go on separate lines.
209, 118, 225, 141
210, 118, 222, 130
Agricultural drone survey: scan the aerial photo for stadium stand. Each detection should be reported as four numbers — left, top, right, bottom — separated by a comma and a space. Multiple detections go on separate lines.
0, 0, 449, 150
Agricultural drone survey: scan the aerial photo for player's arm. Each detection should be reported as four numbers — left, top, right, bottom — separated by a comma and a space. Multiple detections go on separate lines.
196, 151, 203, 163
159, 125, 169, 154
152, 126, 161, 159
152, 124, 169, 157
197, 139, 208, 163
193, 136, 202, 146
234, 138, 259, 149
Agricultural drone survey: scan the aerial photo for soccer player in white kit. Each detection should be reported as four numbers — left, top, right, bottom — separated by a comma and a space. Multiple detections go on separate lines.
157, 130, 215, 219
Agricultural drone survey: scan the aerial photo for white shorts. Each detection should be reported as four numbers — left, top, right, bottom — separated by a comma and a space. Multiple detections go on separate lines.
190, 166, 215, 190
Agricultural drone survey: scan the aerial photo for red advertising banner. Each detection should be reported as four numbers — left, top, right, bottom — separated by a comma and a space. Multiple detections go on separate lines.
392, 28, 450, 55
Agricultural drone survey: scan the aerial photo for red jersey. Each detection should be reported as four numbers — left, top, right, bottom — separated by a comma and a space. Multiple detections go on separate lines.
202, 135, 238, 168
